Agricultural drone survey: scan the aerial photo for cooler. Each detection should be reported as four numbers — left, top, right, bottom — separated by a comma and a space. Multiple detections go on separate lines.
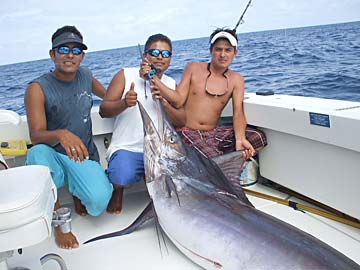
0, 165, 56, 252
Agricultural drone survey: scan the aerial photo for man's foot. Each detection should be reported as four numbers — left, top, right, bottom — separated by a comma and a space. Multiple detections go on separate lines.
106, 188, 124, 214
73, 195, 88, 216
54, 226, 79, 249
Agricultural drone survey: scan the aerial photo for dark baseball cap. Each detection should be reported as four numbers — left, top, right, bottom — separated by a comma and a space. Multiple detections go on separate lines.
52, 31, 88, 50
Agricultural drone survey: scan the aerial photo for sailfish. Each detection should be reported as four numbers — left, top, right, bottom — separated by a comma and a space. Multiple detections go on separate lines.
85, 101, 360, 270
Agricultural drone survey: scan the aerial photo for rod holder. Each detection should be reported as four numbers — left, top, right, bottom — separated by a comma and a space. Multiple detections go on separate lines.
52, 207, 72, 233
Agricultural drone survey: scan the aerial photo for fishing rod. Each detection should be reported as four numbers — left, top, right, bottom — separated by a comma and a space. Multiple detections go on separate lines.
243, 188, 360, 229
137, 44, 161, 79
137, 44, 167, 133
233, 0, 252, 32
137, 43, 161, 99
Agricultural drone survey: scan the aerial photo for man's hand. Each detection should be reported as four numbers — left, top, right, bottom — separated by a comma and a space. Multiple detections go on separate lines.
124, 82, 137, 107
58, 130, 89, 162
150, 76, 165, 100
139, 59, 152, 80
236, 139, 256, 159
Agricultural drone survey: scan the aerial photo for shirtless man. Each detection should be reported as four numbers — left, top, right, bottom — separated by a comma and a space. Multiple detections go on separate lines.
151, 28, 266, 159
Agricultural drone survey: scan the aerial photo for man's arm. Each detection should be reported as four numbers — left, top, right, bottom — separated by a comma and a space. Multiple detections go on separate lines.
92, 77, 106, 98
25, 83, 89, 161
148, 75, 186, 127
162, 99, 186, 128
99, 69, 136, 118
151, 62, 195, 108
232, 74, 256, 158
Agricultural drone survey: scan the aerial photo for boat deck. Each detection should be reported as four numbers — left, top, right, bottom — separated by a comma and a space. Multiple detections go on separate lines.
8, 182, 360, 270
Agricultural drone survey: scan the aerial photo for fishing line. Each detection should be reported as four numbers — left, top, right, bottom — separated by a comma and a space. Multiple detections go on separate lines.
233, 0, 253, 32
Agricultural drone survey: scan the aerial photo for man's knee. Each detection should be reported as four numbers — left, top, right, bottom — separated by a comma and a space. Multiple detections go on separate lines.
107, 166, 138, 186
85, 185, 112, 216
107, 150, 143, 186
246, 127, 267, 150
26, 144, 54, 164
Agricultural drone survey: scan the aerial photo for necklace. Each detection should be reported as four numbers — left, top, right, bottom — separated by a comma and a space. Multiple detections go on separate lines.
205, 62, 229, 97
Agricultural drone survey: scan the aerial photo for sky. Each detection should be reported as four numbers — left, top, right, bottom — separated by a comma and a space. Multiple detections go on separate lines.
0, 0, 359, 65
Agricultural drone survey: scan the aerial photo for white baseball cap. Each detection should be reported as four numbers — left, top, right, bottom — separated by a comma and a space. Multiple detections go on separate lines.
210, 31, 237, 47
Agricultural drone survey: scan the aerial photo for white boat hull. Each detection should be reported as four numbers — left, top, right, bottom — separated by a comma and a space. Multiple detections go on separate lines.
1, 94, 359, 269
224, 93, 360, 219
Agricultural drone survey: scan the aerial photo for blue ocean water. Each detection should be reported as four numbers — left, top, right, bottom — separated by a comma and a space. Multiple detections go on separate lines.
0, 21, 359, 116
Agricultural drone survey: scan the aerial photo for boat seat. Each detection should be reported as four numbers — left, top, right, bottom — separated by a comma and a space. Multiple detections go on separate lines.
0, 165, 56, 252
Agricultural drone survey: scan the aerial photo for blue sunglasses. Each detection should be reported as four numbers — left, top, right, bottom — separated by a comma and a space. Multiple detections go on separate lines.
56, 46, 83, 55
146, 49, 172, 58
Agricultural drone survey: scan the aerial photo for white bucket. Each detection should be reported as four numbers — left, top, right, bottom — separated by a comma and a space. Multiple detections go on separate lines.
239, 157, 258, 186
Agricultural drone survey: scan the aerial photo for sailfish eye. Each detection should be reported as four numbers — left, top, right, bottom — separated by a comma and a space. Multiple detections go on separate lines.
169, 135, 177, 144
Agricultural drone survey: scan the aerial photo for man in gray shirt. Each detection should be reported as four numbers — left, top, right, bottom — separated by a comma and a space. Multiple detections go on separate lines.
25, 25, 112, 249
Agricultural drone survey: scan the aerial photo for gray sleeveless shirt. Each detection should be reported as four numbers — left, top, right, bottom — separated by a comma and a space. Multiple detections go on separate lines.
31, 67, 99, 161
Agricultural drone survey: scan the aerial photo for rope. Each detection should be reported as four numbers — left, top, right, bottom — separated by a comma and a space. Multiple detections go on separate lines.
243, 188, 360, 229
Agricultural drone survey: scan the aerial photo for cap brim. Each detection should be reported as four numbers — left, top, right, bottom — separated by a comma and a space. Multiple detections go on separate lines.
53, 39, 87, 50
210, 31, 237, 47
52, 32, 88, 50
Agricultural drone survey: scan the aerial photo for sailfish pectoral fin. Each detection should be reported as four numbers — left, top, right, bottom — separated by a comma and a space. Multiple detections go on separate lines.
165, 175, 181, 206
211, 151, 254, 207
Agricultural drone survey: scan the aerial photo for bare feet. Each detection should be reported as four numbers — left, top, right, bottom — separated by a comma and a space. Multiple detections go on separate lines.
55, 226, 79, 249
106, 187, 124, 214
73, 195, 88, 216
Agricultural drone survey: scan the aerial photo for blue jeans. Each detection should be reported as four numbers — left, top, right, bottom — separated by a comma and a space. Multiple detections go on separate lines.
26, 144, 112, 216
107, 149, 144, 186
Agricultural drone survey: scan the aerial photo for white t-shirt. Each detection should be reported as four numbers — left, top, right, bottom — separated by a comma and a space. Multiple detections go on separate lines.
106, 67, 176, 160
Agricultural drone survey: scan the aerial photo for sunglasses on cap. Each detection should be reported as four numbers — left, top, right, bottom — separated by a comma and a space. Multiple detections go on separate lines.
146, 49, 172, 58
55, 46, 83, 55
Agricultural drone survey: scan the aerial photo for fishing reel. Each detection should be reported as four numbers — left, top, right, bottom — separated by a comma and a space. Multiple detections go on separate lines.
137, 43, 162, 79
146, 64, 162, 79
